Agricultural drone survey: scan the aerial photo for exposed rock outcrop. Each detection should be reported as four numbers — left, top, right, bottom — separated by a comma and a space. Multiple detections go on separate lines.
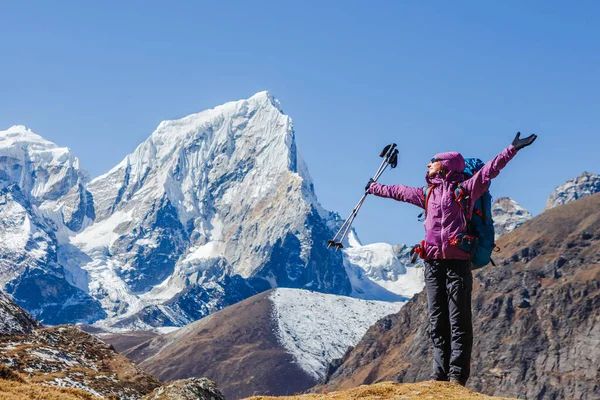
142, 378, 225, 400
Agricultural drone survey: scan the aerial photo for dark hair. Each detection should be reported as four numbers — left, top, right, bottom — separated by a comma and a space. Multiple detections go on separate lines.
439, 166, 448, 178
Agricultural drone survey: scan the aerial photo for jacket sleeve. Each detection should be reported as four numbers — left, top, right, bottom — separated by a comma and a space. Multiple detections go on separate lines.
368, 182, 426, 209
462, 144, 519, 201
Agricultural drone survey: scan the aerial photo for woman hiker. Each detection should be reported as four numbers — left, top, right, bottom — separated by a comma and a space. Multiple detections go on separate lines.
365, 132, 537, 386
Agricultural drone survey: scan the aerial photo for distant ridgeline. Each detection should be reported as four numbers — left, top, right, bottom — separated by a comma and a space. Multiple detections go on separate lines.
0, 100, 597, 332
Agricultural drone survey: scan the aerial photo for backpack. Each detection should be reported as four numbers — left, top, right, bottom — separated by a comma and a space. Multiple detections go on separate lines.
423, 158, 498, 269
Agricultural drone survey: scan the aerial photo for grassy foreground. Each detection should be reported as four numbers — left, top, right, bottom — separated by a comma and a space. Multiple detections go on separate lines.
245, 381, 517, 400
0, 379, 101, 400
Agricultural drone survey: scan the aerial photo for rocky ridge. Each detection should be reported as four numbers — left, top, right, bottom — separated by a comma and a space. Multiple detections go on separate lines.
544, 171, 600, 211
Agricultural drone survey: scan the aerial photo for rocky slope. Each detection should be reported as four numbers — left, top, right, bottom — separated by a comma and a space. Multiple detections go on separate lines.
107, 288, 403, 399
0, 290, 161, 399
0, 290, 40, 335
141, 378, 225, 400
317, 193, 600, 400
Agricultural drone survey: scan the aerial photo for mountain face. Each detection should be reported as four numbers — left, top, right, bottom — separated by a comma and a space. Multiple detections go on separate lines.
544, 171, 600, 211
107, 288, 403, 399
69, 92, 352, 328
0, 126, 104, 324
1, 93, 424, 329
318, 193, 600, 400
492, 197, 532, 239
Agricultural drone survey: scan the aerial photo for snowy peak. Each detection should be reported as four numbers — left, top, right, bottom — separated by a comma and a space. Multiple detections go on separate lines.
492, 197, 533, 239
88, 91, 301, 224
1, 125, 66, 152
544, 171, 600, 211
0, 125, 88, 203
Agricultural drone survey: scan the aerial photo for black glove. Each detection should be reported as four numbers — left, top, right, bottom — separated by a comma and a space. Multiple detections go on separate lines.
511, 132, 537, 150
365, 178, 375, 192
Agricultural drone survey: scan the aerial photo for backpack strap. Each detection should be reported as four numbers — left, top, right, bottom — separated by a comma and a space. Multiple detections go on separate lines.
424, 184, 436, 212
454, 184, 470, 218
418, 184, 436, 222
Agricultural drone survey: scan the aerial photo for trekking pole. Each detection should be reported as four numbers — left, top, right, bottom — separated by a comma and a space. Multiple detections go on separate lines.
328, 144, 399, 251
329, 151, 392, 243
332, 145, 398, 247
334, 147, 398, 248
328, 144, 396, 249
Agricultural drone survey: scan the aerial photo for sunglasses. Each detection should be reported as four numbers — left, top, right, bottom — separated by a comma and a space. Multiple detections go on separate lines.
430, 157, 446, 163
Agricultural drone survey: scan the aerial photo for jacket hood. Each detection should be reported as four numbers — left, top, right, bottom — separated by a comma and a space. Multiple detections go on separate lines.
426, 151, 465, 184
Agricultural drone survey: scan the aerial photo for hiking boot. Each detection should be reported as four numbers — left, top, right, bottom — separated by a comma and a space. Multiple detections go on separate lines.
449, 376, 467, 386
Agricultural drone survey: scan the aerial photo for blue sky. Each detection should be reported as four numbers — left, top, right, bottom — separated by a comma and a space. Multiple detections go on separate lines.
1, 1, 598, 246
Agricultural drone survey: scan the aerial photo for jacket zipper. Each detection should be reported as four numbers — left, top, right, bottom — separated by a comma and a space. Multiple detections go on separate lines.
440, 182, 446, 258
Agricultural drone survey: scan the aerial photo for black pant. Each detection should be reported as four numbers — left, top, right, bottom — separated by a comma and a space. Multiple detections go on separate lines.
424, 259, 473, 383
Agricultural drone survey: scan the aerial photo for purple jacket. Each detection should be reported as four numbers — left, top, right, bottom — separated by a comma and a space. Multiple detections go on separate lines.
368, 145, 518, 261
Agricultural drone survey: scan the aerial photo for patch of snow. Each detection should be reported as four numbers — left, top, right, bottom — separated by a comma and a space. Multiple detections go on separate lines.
71, 210, 133, 252
183, 241, 226, 263
269, 288, 404, 380
49, 376, 104, 398
156, 326, 181, 335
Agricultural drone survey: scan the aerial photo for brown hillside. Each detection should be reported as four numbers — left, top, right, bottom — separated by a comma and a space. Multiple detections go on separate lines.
118, 290, 317, 399
317, 192, 600, 400
0, 324, 161, 398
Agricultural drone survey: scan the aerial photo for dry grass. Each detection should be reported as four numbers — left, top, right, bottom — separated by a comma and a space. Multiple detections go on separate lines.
245, 381, 518, 400
0, 378, 101, 400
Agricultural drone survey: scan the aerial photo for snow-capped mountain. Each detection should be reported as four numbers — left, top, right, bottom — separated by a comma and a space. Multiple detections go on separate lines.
492, 197, 533, 239
0, 126, 103, 324
67, 91, 354, 328
1, 93, 425, 330
544, 171, 600, 211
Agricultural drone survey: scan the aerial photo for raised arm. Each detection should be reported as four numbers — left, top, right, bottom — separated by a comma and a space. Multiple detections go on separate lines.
462, 132, 537, 200
368, 182, 426, 209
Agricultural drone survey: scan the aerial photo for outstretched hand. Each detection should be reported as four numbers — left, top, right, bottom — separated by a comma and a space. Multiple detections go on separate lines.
365, 178, 375, 192
512, 132, 537, 150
